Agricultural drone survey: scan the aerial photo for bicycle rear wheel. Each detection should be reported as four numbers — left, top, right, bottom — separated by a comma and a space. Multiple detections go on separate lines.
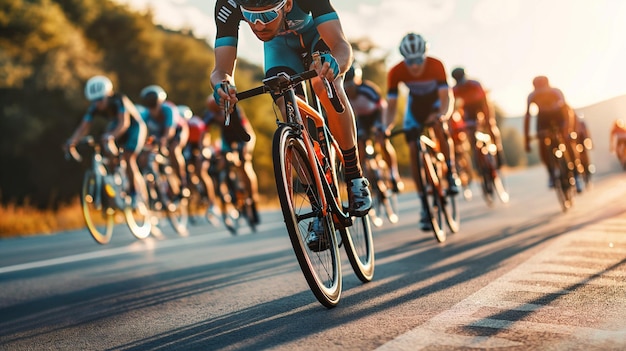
273, 126, 341, 308
334, 153, 375, 283
81, 170, 114, 244
552, 153, 573, 212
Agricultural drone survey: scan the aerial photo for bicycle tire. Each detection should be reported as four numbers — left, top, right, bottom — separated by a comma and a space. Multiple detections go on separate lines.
420, 150, 446, 243
123, 190, 152, 240
440, 160, 460, 234
552, 152, 573, 212
273, 126, 341, 308
81, 170, 114, 244
334, 153, 375, 283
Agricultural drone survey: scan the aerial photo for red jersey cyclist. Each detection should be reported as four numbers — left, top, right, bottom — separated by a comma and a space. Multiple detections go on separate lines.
65, 76, 148, 208
451, 67, 504, 167
179, 105, 220, 223
384, 33, 459, 230
211, 0, 372, 249
344, 62, 403, 192
523, 76, 582, 191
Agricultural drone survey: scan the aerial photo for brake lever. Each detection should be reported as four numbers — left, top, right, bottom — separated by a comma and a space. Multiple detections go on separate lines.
220, 81, 231, 126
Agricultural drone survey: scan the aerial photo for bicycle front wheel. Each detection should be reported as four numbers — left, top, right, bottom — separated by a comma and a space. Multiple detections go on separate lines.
81, 170, 114, 244
273, 126, 342, 308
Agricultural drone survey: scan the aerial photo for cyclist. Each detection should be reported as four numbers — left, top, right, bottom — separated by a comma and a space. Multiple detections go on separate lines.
179, 105, 220, 222
65, 75, 147, 208
384, 33, 459, 230
572, 111, 594, 180
205, 95, 260, 225
344, 62, 403, 193
139, 85, 190, 198
610, 118, 626, 161
523, 75, 581, 190
451, 67, 505, 168
211, 0, 372, 248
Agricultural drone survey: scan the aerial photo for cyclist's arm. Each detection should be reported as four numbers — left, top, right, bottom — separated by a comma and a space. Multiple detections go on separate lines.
438, 85, 453, 120
384, 96, 398, 132
316, 19, 352, 79
211, 46, 238, 110
106, 110, 130, 141
523, 95, 533, 150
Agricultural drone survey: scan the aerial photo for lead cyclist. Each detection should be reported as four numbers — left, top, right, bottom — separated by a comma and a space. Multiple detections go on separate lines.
211, 0, 372, 249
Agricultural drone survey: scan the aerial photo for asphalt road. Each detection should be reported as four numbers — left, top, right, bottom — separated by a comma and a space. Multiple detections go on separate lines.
1, 166, 625, 350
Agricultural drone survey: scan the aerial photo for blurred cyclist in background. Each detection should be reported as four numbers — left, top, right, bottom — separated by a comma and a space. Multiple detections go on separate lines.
139, 85, 190, 197
451, 67, 504, 168
65, 75, 147, 208
205, 95, 260, 224
344, 62, 403, 193
384, 32, 459, 230
523, 75, 581, 190
179, 105, 220, 222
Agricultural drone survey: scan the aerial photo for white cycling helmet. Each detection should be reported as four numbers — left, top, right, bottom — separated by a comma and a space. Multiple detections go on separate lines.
84, 75, 113, 101
140, 85, 167, 108
177, 105, 193, 120
399, 33, 428, 59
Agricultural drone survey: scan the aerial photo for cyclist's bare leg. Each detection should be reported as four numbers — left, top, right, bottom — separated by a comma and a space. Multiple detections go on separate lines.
169, 141, 188, 195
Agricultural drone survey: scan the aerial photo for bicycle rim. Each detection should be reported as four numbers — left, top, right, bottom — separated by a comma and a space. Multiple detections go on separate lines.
335, 157, 375, 283
124, 191, 152, 240
273, 127, 341, 308
81, 170, 114, 244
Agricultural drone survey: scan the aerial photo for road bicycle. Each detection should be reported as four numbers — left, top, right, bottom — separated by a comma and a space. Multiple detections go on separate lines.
66, 136, 151, 244
470, 127, 509, 206
184, 146, 220, 227
232, 67, 375, 308
537, 123, 580, 212
390, 126, 459, 243
142, 143, 189, 236
213, 145, 258, 235
363, 139, 399, 227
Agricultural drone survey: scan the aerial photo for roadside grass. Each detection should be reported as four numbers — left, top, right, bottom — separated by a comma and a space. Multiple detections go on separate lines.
0, 199, 87, 238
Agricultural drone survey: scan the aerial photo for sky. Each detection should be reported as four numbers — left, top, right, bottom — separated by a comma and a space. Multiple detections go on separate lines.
115, 0, 626, 117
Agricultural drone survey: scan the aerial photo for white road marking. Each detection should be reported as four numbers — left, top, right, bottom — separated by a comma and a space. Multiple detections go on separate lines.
377, 216, 626, 350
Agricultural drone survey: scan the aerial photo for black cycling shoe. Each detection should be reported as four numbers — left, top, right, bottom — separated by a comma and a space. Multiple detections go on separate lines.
306, 218, 330, 252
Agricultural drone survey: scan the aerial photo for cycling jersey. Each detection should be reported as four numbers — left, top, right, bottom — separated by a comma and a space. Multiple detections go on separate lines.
528, 88, 566, 132
386, 57, 448, 129
350, 80, 385, 139
82, 93, 143, 153
141, 101, 183, 139
187, 115, 206, 145
452, 79, 487, 121
215, 0, 338, 75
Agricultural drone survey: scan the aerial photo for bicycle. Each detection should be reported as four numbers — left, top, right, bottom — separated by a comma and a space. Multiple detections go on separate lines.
213, 144, 258, 235
66, 136, 151, 244
468, 126, 509, 206
389, 126, 460, 243
232, 67, 375, 308
184, 146, 220, 226
363, 139, 399, 227
142, 142, 189, 236
537, 122, 579, 212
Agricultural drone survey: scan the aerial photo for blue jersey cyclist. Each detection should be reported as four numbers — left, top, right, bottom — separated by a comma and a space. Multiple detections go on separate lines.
211, 0, 372, 249
139, 85, 190, 197
65, 75, 147, 207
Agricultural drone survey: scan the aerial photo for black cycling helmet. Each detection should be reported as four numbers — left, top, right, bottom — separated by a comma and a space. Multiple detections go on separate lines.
451, 67, 465, 82
235, 0, 283, 7
344, 62, 362, 85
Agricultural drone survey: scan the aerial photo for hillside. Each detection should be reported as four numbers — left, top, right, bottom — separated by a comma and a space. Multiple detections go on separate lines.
502, 94, 626, 175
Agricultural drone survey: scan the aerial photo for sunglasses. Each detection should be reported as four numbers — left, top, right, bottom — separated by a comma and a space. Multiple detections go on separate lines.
404, 56, 425, 66
241, 0, 287, 26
